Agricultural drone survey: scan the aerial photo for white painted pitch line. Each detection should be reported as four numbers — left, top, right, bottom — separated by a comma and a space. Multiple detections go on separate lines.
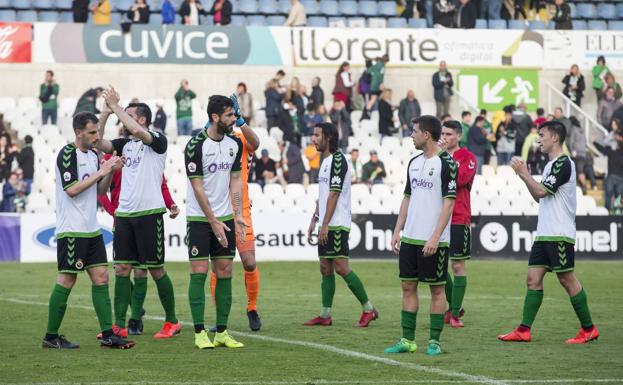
3, 380, 623, 385
2, 297, 506, 385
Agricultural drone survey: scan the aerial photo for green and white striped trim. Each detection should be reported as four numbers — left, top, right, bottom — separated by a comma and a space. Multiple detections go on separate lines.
115, 208, 166, 218
319, 255, 349, 259
187, 214, 234, 222
534, 236, 575, 245
56, 230, 101, 239
400, 237, 450, 248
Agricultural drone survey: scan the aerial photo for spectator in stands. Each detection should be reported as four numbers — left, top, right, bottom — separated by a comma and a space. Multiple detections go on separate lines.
304, 141, 320, 183
584, 152, 598, 191
567, 116, 588, 194
265, 79, 283, 130
17, 135, 33, 195
495, 109, 516, 165
162, 0, 176, 23
361, 150, 387, 185
237, 82, 253, 125
399, 90, 421, 137
285, 0, 307, 26
432, 61, 454, 118
175, 79, 196, 136
594, 129, 623, 212
285, 77, 306, 134
0, 134, 18, 182
349, 149, 364, 184
329, 99, 351, 151
299, 85, 310, 110
91, 0, 111, 24
552, 0, 571, 30
73, 0, 90, 22
399, 0, 426, 19
0, 171, 25, 213
512, 0, 528, 20
592, 56, 609, 102
512, 103, 533, 156
208, 0, 232, 25
602, 73, 622, 101
39, 70, 59, 125
553, 107, 571, 137
179, 0, 207, 25
562, 65, 585, 107
459, 111, 472, 147
153, 102, 167, 134
128, 0, 150, 23
479, 109, 495, 165
521, 125, 548, 175
74, 87, 103, 115
533, 107, 546, 127
275, 70, 287, 91
333, 62, 354, 113
310, 77, 324, 110
481, 0, 502, 20
280, 140, 305, 184
433, 0, 456, 27
378, 89, 396, 138
362, 55, 389, 121
255, 149, 277, 188
468, 116, 487, 174
357, 60, 373, 113
440, 114, 453, 123
317, 104, 329, 122
455, 0, 477, 28
597, 88, 623, 130
303, 103, 323, 138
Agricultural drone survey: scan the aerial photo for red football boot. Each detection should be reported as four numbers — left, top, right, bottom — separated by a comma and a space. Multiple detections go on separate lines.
498, 326, 532, 342
303, 316, 332, 326
355, 309, 379, 327
565, 326, 599, 344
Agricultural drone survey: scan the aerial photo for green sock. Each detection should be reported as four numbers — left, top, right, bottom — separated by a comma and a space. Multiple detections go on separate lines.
445, 274, 453, 310
130, 276, 148, 321
321, 274, 336, 309
520, 289, 544, 327
570, 288, 593, 329
451, 276, 467, 317
92, 284, 113, 332
401, 310, 417, 341
430, 313, 444, 342
342, 271, 370, 309
46, 284, 71, 335
155, 272, 177, 324
114, 275, 132, 328
215, 277, 232, 328
188, 273, 207, 326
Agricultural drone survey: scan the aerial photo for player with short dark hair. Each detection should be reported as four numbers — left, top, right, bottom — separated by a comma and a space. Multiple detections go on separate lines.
499, 121, 599, 344
97, 87, 180, 340
304, 122, 378, 327
43, 112, 134, 349
439, 120, 477, 328
385, 115, 457, 356
185, 95, 247, 349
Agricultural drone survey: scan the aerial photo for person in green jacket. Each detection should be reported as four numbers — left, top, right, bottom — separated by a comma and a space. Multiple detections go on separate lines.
459, 111, 472, 148
592, 55, 609, 102
362, 54, 389, 120
175, 79, 196, 136
39, 70, 59, 125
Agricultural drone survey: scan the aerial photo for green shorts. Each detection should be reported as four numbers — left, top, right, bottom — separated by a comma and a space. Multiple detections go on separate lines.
449, 224, 471, 260
318, 229, 349, 259
399, 243, 448, 285
187, 220, 236, 260
57, 235, 107, 274
528, 240, 575, 272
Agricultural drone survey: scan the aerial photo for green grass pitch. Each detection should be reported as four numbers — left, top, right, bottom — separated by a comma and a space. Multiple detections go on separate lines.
1, 260, 622, 385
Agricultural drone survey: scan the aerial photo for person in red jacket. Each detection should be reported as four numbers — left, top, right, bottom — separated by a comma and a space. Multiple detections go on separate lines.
97, 152, 180, 334
439, 120, 477, 328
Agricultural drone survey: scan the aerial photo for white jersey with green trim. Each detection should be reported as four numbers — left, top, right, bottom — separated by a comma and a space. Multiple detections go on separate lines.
402, 150, 457, 247
318, 150, 351, 230
184, 130, 243, 221
537, 154, 576, 243
111, 132, 167, 217
54, 143, 101, 238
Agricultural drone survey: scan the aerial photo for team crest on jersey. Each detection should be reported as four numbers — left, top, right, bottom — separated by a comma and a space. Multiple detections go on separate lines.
331, 175, 342, 185
75, 259, 84, 269
191, 246, 199, 256
429, 168, 435, 176
63, 171, 71, 182
188, 162, 197, 173
448, 180, 457, 190
229, 148, 234, 157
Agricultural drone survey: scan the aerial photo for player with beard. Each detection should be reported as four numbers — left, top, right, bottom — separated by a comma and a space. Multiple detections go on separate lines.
185, 95, 247, 349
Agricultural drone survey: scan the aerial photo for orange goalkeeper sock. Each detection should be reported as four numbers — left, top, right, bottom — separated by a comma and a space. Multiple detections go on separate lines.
245, 268, 259, 312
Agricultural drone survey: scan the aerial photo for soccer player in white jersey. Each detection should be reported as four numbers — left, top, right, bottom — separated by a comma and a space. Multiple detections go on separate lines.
96, 87, 180, 339
499, 121, 599, 344
185, 95, 247, 349
42, 112, 134, 349
385, 115, 457, 356
304, 122, 378, 328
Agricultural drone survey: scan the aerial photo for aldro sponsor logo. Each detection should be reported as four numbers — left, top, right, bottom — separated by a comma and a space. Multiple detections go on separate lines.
411, 178, 433, 190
